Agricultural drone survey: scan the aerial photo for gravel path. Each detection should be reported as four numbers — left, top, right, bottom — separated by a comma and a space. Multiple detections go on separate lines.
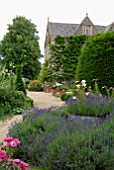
0, 91, 64, 142
27, 91, 65, 109
0, 115, 23, 143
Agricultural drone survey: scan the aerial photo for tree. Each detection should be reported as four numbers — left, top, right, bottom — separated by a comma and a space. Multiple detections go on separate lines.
0, 16, 42, 80
39, 59, 53, 83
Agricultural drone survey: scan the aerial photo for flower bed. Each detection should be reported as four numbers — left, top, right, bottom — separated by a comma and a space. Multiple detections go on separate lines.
8, 105, 114, 170
0, 137, 28, 169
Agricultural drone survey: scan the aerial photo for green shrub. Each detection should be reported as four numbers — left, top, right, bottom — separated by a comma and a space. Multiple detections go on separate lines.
61, 93, 73, 101
0, 71, 25, 114
15, 65, 26, 95
0, 105, 4, 120
24, 96, 34, 109
13, 90, 25, 108
53, 93, 60, 98
60, 93, 67, 101
13, 107, 24, 114
76, 31, 114, 94
1, 90, 25, 114
0, 88, 6, 103
0, 66, 31, 115
28, 80, 43, 91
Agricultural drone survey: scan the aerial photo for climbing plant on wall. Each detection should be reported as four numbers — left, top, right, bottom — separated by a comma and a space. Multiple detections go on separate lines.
49, 35, 88, 83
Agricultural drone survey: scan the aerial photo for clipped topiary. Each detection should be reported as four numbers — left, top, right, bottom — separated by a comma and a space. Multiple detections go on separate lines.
61, 93, 73, 101
61, 93, 67, 101
76, 31, 114, 93
15, 65, 26, 95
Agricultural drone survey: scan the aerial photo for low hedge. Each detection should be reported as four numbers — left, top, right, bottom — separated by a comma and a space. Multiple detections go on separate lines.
61, 93, 73, 101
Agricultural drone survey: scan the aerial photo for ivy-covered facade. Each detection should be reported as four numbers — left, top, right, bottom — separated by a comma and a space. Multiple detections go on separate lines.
49, 35, 88, 83
42, 14, 114, 84
44, 14, 114, 60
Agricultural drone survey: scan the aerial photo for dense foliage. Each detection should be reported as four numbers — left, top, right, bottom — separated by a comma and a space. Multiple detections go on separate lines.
60, 93, 73, 101
8, 92, 114, 170
27, 80, 43, 91
39, 59, 53, 83
0, 73, 25, 115
0, 16, 42, 80
48, 35, 88, 83
0, 66, 33, 117
15, 65, 26, 95
76, 31, 114, 92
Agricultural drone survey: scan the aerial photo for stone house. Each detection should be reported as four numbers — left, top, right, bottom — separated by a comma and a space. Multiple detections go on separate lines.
44, 14, 114, 60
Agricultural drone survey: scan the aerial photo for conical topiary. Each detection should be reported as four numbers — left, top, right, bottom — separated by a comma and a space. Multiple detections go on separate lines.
15, 65, 26, 95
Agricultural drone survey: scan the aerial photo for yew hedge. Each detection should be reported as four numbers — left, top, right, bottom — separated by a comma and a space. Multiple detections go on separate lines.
76, 31, 114, 93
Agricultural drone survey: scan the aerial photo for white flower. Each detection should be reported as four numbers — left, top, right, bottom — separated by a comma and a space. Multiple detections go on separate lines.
83, 83, 87, 87
56, 82, 62, 86
76, 84, 81, 89
102, 86, 107, 89
5, 69, 8, 73
81, 80, 87, 87
81, 80, 86, 84
72, 96, 76, 99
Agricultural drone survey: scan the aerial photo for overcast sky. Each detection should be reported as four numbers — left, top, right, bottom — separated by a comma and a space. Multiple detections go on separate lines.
0, 0, 113, 62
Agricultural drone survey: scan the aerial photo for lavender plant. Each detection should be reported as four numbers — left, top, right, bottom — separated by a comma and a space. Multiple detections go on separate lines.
8, 107, 114, 170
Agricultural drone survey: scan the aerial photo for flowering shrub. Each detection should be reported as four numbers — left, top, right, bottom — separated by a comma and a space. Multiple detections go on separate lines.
8, 108, 114, 170
0, 137, 28, 170
0, 67, 26, 116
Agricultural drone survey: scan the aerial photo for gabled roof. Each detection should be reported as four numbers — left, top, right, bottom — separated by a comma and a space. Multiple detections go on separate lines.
95, 25, 106, 33
49, 22, 78, 37
75, 14, 98, 35
105, 21, 114, 32
48, 21, 106, 38
45, 15, 114, 46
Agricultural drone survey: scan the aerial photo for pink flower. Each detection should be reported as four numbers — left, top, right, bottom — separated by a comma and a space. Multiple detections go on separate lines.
4, 137, 13, 143
10, 138, 20, 147
18, 161, 28, 169
2, 143, 7, 148
0, 150, 7, 162
13, 159, 21, 164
